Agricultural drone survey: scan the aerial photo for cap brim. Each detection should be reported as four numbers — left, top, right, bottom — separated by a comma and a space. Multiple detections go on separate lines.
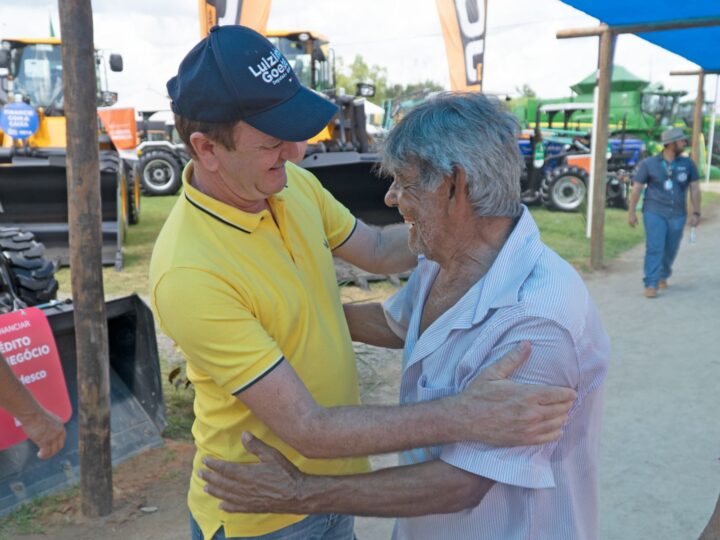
244, 87, 339, 142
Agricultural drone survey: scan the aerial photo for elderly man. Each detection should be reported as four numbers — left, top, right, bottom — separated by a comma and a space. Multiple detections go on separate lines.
151, 27, 576, 540
200, 92, 611, 540
628, 127, 701, 298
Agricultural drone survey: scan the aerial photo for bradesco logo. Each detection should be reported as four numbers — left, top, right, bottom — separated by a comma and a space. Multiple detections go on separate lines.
247, 48, 292, 86
0, 308, 72, 451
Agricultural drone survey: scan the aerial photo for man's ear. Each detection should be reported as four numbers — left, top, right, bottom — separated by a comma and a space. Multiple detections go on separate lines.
190, 132, 219, 171
448, 165, 468, 200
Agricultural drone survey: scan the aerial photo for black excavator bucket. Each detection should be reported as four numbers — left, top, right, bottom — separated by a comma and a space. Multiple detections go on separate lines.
0, 152, 123, 267
0, 294, 165, 517
299, 152, 403, 226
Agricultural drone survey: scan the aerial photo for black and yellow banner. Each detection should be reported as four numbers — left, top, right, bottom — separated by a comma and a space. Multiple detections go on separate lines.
198, 0, 272, 37
435, 0, 488, 92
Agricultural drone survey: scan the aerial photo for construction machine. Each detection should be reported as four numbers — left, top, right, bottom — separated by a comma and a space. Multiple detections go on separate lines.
196, 2, 401, 225
0, 37, 140, 267
261, 30, 399, 225
0, 39, 164, 515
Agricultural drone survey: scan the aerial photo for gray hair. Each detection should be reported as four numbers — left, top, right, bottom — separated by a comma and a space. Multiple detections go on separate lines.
380, 92, 523, 217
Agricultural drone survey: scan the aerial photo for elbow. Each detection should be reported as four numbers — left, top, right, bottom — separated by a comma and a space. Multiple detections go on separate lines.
444, 476, 492, 513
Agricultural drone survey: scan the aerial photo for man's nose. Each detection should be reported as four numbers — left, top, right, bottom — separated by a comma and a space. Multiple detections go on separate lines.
281, 141, 300, 161
384, 181, 398, 208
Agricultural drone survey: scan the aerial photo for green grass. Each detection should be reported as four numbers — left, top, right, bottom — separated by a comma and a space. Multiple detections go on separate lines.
161, 365, 195, 441
530, 206, 644, 271
531, 191, 720, 272
55, 195, 179, 298
0, 485, 79, 538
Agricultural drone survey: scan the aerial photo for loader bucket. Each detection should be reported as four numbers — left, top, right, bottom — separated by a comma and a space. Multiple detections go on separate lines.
0, 294, 165, 517
0, 153, 122, 266
299, 151, 403, 226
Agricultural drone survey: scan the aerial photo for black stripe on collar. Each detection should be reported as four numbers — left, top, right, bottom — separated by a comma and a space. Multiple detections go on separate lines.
184, 193, 252, 234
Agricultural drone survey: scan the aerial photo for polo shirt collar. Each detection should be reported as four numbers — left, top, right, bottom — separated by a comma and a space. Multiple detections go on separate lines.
182, 162, 285, 234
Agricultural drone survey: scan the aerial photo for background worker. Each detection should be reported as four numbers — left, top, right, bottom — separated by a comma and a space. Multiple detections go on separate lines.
628, 127, 701, 298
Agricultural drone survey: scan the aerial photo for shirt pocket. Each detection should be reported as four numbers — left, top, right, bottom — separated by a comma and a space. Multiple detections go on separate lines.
416, 373, 457, 401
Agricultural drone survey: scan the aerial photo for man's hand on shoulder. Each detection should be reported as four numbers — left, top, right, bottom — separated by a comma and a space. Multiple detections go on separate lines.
451, 342, 577, 447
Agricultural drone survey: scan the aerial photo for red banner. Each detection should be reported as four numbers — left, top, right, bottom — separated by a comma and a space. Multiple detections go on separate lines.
0, 308, 71, 450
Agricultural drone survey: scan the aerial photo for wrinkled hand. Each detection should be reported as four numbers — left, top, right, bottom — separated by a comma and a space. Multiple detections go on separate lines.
200, 433, 304, 514
628, 212, 638, 228
21, 409, 66, 459
454, 342, 577, 447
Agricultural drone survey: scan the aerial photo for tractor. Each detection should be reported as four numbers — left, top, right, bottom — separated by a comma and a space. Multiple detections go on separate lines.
519, 102, 645, 212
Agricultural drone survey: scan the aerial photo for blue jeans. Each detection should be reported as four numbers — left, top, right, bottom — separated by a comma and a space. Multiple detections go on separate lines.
190, 513, 355, 540
642, 210, 686, 288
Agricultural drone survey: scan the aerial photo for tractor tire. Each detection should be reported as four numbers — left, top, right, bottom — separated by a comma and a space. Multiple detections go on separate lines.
541, 166, 588, 212
0, 228, 58, 313
126, 162, 141, 225
138, 149, 182, 196
605, 173, 629, 210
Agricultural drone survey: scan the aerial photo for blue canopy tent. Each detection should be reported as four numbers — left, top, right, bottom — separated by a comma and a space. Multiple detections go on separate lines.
561, 0, 720, 71
554, 1, 720, 269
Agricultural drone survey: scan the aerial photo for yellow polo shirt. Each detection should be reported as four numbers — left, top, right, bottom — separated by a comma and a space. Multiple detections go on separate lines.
149, 162, 370, 539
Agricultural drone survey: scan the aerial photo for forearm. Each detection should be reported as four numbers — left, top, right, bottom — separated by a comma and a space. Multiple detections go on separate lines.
343, 303, 403, 348
690, 184, 701, 214
367, 223, 416, 274
0, 358, 43, 422
221, 459, 493, 517
628, 183, 643, 212
301, 460, 492, 517
297, 398, 462, 458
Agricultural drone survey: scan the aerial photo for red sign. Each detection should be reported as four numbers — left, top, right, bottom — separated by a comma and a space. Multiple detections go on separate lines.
0, 308, 72, 450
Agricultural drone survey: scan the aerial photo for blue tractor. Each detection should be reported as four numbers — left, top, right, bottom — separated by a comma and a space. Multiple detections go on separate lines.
519, 103, 645, 212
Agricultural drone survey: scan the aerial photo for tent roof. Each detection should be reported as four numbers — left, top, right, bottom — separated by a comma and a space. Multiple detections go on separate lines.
561, 0, 720, 71
571, 65, 649, 94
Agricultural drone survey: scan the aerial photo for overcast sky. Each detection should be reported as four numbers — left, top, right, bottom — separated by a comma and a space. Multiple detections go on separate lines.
1, 0, 718, 111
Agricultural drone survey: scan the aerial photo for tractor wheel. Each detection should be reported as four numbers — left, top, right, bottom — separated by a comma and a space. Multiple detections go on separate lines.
605, 172, 629, 210
138, 149, 182, 196
541, 166, 588, 212
0, 228, 58, 313
126, 162, 141, 225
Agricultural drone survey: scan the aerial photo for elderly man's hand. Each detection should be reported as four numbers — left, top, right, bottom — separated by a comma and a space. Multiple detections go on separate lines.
200, 433, 304, 514
21, 409, 66, 459
454, 342, 577, 447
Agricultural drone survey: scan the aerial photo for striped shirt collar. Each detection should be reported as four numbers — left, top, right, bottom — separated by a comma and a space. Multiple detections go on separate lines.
419, 206, 543, 329
181, 161, 286, 234
470, 206, 543, 323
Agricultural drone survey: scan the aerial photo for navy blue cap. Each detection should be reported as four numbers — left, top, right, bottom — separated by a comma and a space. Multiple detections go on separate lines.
167, 25, 338, 142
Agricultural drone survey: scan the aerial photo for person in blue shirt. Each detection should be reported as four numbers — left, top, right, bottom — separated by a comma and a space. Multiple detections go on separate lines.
628, 127, 701, 298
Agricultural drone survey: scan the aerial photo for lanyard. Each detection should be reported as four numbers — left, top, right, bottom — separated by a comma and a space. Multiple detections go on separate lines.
661, 158, 674, 192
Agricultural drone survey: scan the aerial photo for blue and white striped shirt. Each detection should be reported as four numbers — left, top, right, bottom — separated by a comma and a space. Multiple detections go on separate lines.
383, 207, 610, 540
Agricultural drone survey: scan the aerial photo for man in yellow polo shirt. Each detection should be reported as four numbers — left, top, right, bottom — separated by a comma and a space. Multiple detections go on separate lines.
151, 26, 578, 540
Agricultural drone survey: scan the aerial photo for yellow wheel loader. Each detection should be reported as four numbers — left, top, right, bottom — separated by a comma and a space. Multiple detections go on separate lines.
0, 37, 139, 267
